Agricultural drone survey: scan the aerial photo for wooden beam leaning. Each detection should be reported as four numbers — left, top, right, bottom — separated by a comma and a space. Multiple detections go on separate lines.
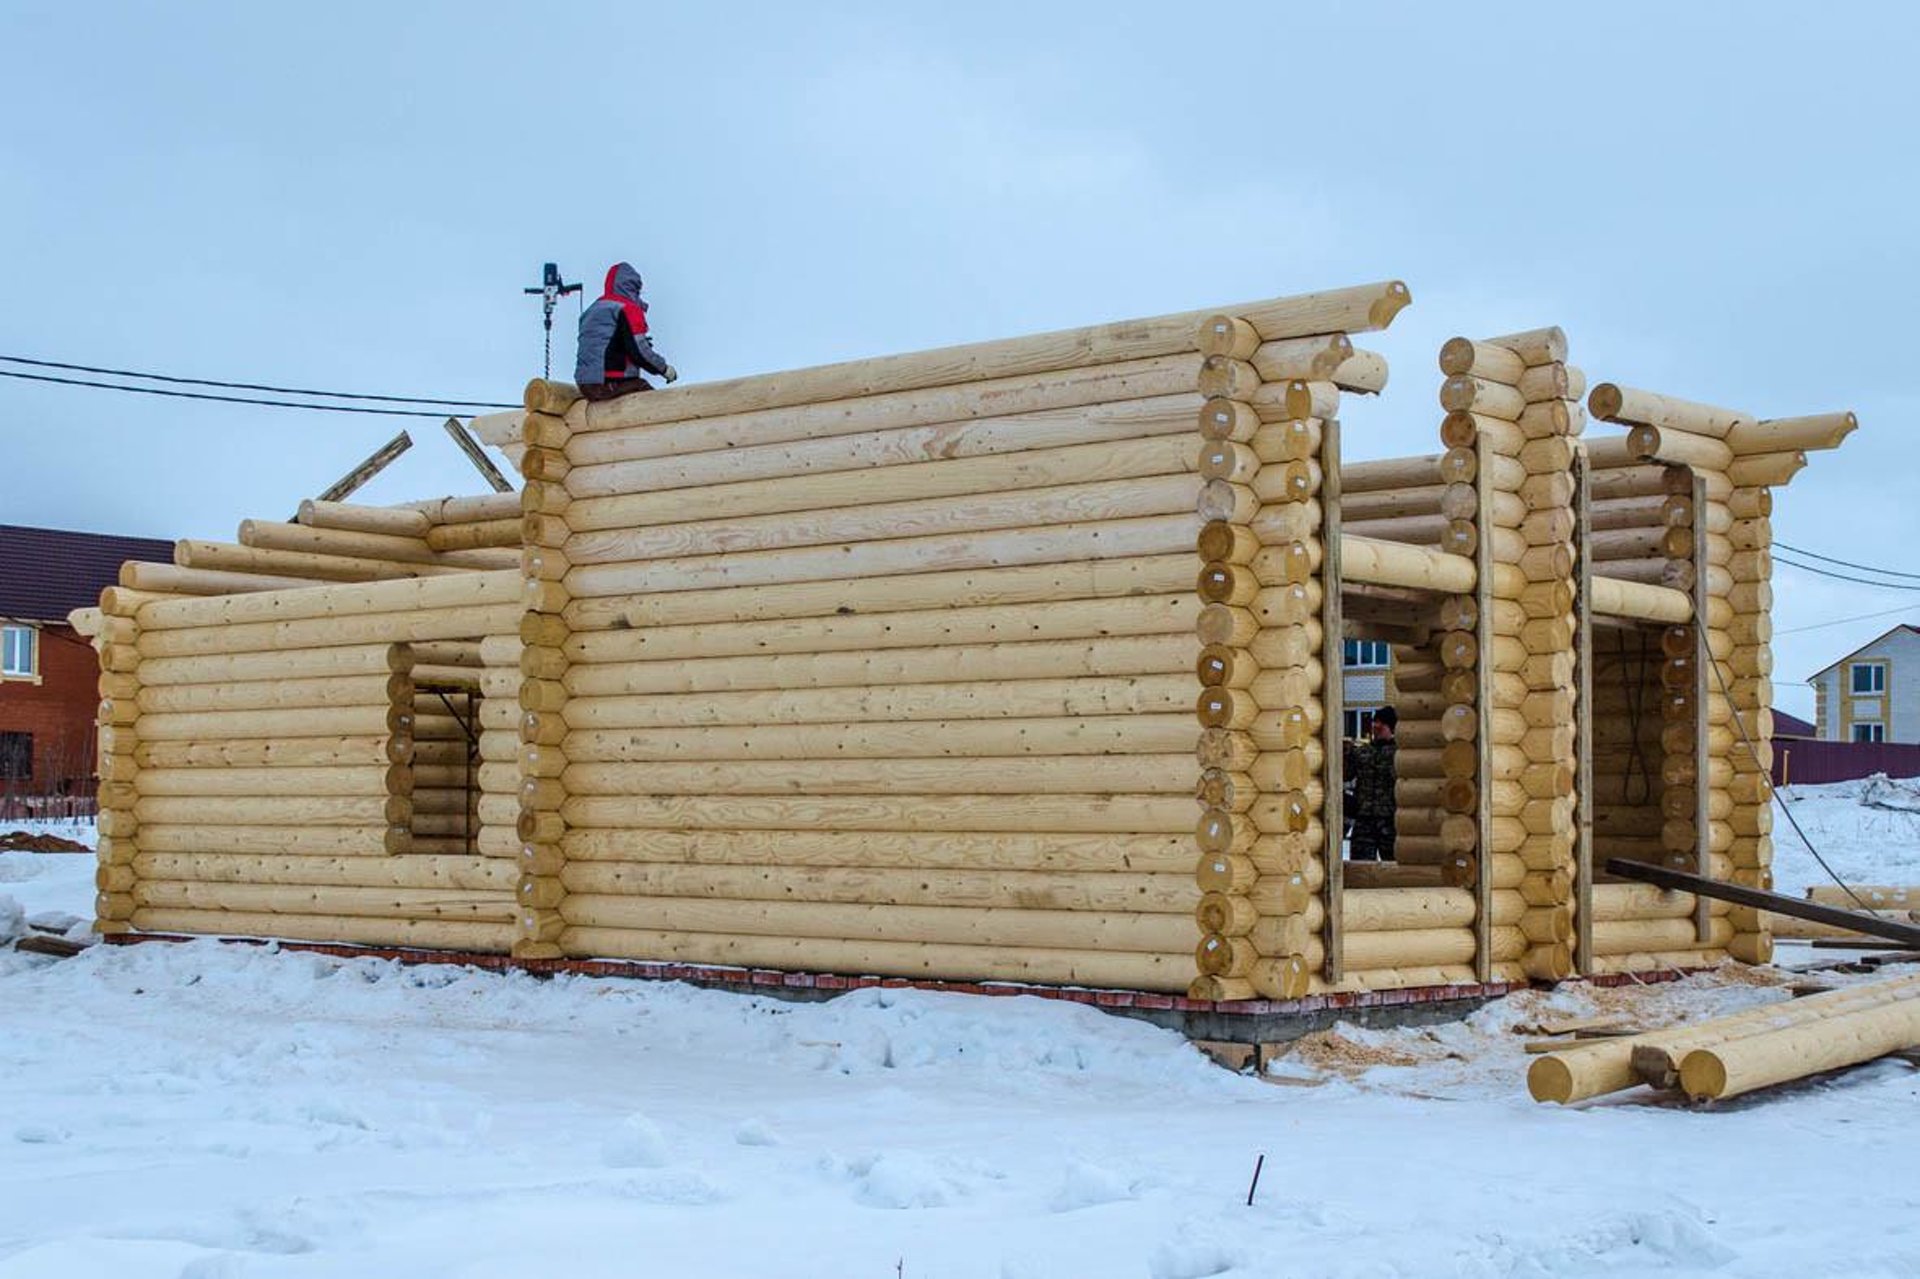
310, 431, 413, 507
443, 417, 515, 493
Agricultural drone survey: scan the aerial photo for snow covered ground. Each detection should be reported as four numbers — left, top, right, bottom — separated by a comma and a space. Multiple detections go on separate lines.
1772, 775, 1920, 896
2, 795, 1917, 1278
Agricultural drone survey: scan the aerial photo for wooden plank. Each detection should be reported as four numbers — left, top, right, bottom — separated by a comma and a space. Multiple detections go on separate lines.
311, 431, 412, 508
1320, 418, 1345, 984
1573, 450, 1596, 972
443, 418, 515, 493
1692, 472, 1712, 944
1536, 1013, 1632, 1036
1472, 433, 1495, 982
1604, 859, 1920, 948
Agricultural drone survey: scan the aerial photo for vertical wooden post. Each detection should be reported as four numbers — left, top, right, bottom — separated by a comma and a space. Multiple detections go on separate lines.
1319, 418, 1345, 985
1692, 471, 1713, 944
1571, 451, 1596, 973
1471, 434, 1495, 983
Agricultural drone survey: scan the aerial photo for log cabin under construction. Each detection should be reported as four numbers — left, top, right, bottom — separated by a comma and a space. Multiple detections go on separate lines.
71, 279, 1858, 1018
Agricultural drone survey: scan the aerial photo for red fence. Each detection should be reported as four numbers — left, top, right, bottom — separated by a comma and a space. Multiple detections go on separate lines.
0, 794, 98, 822
1772, 738, 1920, 787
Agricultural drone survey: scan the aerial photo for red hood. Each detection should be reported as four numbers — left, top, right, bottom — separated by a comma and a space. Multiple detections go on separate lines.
600, 262, 649, 334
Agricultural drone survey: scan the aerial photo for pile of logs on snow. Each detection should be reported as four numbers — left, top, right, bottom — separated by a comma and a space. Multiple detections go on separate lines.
1530, 973, 1920, 1103
1769, 885, 1920, 941
71, 279, 1866, 1002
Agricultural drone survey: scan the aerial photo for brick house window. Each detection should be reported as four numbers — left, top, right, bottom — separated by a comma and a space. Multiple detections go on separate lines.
1853, 723, 1886, 743
1344, 707, 1378, 739
1, 626, 36, 678
0, 732, 30, 781
1850, 662, 1886, 695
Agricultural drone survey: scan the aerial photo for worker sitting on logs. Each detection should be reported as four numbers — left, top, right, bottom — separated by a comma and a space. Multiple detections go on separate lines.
575, 262, 679, 402
1344, 707, 1398, 861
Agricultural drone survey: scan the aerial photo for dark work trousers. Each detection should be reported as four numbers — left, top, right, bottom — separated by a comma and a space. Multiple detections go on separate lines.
579, 378, 652, 402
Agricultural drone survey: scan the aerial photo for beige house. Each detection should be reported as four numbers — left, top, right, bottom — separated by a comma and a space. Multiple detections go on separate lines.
1342, 639, 1392, 738
1810, 624, 1920, 742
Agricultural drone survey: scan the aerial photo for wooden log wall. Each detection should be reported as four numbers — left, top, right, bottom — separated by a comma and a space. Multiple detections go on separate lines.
92, 572, 524, 952
1190, 320, 1350, 1001
92, 591, 145, 934
82, 288, 1863, 1003
1388, 642, 1452, 870
513, 382, 579, 958
513, 284, 1410, 993
1584, 393, 1855, 968
1438, 329, 1583, 980
115, 493, 523, 599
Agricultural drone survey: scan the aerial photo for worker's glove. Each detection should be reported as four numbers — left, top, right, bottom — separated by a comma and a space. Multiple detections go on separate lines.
662, 364, 680, 384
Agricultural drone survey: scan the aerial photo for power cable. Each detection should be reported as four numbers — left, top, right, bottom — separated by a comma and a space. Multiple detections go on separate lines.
1775, 541, 1920, 582
1705, 653, 1872, 913
0, 354, 517, 410
1775, 553, 1920, 592
0, 369, 475, 418
1777, 603, 1920, 636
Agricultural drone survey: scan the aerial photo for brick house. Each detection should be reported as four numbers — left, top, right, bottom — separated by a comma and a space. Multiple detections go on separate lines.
1, 524, 172, 817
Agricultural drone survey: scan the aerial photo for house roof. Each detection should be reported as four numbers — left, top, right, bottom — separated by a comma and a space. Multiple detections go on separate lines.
1772, 709, 1816, 738
0, 523, 174, 625
1809, 623, 1920, 681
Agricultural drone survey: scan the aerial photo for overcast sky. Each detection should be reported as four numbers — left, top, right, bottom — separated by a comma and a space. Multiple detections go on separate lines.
3, 1, 1915, 718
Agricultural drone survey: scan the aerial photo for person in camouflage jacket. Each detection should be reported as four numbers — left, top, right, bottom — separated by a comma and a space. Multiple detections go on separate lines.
1344, 706, 1398, 862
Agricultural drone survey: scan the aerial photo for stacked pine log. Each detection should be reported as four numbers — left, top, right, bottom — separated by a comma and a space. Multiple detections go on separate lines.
1189, 320, 1361, 1000
114, 494, 522, 598
1531, 973, 1920, 1103
91, 589, 146, 934
384, 645, 416, 853
1589, 388, 1857, 966
506, 284, 1408, 994
513, 381, 584, 960
1342, 455, 1447, 548
1388, 641, 1454, 873
474, 638, 526, 865
1437, 330, 1581, 980
404, 642, 487, 856
90, 573, 524, 950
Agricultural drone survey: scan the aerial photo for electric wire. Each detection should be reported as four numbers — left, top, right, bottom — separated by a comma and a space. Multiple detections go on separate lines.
1706, 653, 1873, 914
0, 369, 478, 418
1777, 603, 1920, 636
1775, 541, 1920, 582
0, 354, 517, 410
1775, 553, 1920, 591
